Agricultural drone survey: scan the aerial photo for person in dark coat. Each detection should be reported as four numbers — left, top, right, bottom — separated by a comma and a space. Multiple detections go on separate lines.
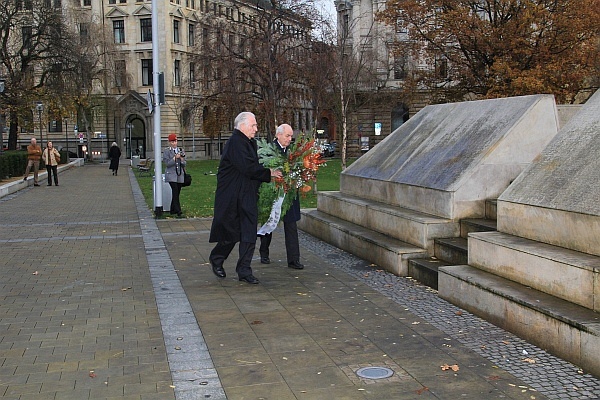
209, 112, 282, 284
108, 142, 121, 175
258, 124, 303, 269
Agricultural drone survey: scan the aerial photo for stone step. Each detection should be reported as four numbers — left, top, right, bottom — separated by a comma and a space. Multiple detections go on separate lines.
434, 237, 468, 265
316, 191, 459, 251
485, 199, 497, 220
468, 231, 600, 311
298, 209, 428, 276
407, 258, 451, 290
460, 218, 497, 239
438, 264, 600, 377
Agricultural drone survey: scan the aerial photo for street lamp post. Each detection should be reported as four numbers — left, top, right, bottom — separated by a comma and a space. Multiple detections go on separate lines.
64, 117, 69, 160
126, 122, 133, 159
36, 101, 44, 150
0, 79, 5, 155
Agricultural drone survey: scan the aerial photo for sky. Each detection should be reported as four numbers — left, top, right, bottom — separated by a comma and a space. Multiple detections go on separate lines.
315, 0, 336, 22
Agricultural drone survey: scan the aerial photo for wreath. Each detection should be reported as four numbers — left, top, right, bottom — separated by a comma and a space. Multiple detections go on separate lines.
257, 136, 326, 225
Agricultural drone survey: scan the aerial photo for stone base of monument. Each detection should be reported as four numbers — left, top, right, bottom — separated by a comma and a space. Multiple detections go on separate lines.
317, 191, 459, 250
438, 264, 600, 377
299, 209, 428, 276
439, 90, 600, 377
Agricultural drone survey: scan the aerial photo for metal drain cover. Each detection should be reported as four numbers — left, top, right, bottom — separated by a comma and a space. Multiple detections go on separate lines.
356, 366, 394, 379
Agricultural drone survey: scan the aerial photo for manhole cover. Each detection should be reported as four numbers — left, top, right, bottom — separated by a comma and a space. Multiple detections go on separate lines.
356, 366, 394, 379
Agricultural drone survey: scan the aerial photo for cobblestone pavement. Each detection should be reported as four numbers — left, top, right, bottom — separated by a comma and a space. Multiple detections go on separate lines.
1, 163, 599, 400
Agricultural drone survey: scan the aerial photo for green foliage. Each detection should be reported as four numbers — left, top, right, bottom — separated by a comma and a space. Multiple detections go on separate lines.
135, 158, 354, 218
0, 151, 28, 181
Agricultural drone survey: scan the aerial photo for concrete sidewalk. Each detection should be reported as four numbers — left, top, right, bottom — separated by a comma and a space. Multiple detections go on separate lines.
0, 163, 599, 399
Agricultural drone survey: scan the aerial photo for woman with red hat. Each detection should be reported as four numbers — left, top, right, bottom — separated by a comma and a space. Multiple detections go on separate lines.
162, 133, 186, 217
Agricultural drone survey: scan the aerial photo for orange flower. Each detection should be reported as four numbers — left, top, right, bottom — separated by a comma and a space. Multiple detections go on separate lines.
300, 185, 312, 193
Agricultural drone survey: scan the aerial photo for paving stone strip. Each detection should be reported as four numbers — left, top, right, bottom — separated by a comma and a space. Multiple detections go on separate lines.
129, 169, 226, 400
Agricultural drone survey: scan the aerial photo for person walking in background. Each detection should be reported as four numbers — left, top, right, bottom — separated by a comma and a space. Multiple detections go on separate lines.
23, 137, 42, 186
258, 124, 304, 270
162, 133, 186, 217
209, 112, 282, 284
42, 141, 60, 186
108, 142, 122, 175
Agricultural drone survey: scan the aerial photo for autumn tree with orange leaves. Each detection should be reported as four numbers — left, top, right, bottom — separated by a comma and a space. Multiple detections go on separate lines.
377, 0, 600, 103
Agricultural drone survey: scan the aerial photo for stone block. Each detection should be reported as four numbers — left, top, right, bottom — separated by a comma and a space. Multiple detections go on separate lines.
468, 231, 599, 310
499, 90, 600, 252
317, 191, 459, 250
342, 94, 559, 219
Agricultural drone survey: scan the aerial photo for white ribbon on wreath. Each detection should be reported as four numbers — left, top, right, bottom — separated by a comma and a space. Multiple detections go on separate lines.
257, 195, 285, 235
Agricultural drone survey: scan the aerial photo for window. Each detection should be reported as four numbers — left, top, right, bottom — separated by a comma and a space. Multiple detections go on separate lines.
22, 26, 32, 48
113, 20, 125, 43
80, 23, 89, 44
115, 60, 126, 87
188, 23, 195, 46
393, 56, 407, 80
142, 59, 153, 86
109, 0, 116, 3
174, 60, 181, 86
435, 57, 448, 79
83, 0, 91, 6
141, 18, 152, 42
173, 20, 180, 43
49, 119, 62, 133
189, 62, 195, 85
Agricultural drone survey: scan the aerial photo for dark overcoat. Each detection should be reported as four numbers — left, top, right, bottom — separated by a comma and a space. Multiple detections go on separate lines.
108, 145, 121, 171
274, 140, 301, 223
209, 130, 271, 243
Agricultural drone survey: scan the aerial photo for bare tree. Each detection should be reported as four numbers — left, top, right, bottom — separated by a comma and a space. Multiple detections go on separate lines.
327, 6, 386, 169
191, 0, 319, 139
0, 0, 67, 149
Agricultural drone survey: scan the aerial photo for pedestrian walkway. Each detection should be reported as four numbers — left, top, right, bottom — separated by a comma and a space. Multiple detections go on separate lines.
1, 163, 599, 400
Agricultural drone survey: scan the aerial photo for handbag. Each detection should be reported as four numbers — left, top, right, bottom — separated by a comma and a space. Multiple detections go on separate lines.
183, 171, 192, 187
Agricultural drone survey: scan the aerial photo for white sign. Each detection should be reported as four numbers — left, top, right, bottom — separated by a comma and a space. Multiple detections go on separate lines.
147, 90, 153, 113
374, 122, 382, 136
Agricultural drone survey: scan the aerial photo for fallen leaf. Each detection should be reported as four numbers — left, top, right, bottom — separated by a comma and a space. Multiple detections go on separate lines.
441, 364, 459, 371
455, 311, 463, 316
250, 320, 263, 325
416, 386, 429, 395
522, 358, 536, 364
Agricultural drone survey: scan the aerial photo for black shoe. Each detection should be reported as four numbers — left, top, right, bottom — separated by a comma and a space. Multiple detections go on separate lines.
260, 257, 271, 264
288, 261, 304, 270
239, 275, 259, 284
23, 177, 27, 181
47, 184, 52, 186
211, 262, 226, 278
33, 183, 40, 187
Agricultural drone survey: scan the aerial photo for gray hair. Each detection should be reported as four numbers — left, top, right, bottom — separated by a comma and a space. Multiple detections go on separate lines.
234, 112, 255, 130
111, 142, 118, 147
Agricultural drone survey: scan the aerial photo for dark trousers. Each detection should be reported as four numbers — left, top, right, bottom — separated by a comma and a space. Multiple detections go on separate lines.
259, 220, 300, 264
210, 241, 256, 278
46, 165, 58, 185
169, 181, 182, 214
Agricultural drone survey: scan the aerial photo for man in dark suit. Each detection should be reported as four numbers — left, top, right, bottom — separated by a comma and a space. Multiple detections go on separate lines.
258, 124, 304, 270
209, 112, 282, 284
